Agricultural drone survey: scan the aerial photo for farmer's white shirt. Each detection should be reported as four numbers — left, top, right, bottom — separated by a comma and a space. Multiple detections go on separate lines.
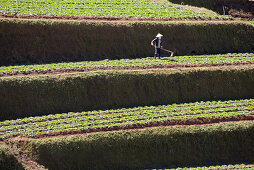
158, 39, 161, 48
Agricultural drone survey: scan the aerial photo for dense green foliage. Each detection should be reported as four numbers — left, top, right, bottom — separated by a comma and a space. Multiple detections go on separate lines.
0, 66, 253, 120
1, 19, 254, 65
14, 121, 254, 169
1, 99, 253, 139
0, 0, 230, 18
0, 53, 253, 75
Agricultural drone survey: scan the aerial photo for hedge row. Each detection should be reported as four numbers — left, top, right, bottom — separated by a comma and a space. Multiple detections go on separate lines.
14, 121, 254, 169
0, 66, 253, 120
0, 19, 254, 65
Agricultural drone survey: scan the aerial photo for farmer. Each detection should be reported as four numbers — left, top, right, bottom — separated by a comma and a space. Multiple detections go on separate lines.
151, 33, 163, 59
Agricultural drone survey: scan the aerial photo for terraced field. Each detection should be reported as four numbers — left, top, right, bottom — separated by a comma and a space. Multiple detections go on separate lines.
0, 0, 253, 168
1, 53, 253, 76
0, 0, 231, 18
0, 23, 253, 170
1, 99, 253, 139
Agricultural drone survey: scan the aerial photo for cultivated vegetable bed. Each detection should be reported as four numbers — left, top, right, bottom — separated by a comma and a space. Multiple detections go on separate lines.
1, 53, 253, 76
0, 0, 231, 18
1, 99, 253, 139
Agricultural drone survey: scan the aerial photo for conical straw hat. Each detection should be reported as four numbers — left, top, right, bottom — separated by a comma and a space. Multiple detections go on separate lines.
156, 33, 163, 37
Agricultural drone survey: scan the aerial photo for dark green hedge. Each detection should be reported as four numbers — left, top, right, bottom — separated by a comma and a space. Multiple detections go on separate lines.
0, 66, 253, 120
16, 121, 254, 169
0, 19, 254, 65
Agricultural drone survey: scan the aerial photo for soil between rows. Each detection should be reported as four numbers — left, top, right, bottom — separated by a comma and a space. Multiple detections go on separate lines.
4, 115, 254, 140
1, 62, 253, 77
0, 14, 233, 21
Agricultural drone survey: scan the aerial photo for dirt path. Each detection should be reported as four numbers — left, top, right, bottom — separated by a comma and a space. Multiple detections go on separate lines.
0, 141, 46, 170
0, 13, 232, 21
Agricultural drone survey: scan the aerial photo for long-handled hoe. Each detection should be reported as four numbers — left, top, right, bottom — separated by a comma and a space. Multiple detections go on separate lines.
152, 45, 174, 57
161, 48, 174, 57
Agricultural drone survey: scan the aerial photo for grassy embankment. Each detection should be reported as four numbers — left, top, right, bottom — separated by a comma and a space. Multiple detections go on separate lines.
0, 19, 254, 65
0, 65, 254, 120
9, 120, 254, 169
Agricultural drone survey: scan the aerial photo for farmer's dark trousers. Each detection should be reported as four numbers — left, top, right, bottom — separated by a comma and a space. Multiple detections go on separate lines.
154, 48, 161, 58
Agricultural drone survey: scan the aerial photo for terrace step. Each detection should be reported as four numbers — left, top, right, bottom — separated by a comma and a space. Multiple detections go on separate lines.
8, 120, 254, 169
0, 65, 253, 120
1, 19, 254, 65
1, 99, 254, 169
0, 98, 253, 139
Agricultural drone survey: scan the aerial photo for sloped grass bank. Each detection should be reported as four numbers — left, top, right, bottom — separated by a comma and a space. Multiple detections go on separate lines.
0, 65, 253, 120
0, 144, 23, 170
1, 19, 254, 65
12, 121, 254, 169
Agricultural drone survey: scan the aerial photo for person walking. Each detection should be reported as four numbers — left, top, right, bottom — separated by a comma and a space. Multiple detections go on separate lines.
151, 33, 163, 59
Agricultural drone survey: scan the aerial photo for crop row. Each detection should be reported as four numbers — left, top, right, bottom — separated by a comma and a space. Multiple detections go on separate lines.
0, 53, 253, 75
169, 163, 254, 170
1, 99, 252, 126
0, 0, 231, 18
1, 105, 252, 130
0, 99, 253, 139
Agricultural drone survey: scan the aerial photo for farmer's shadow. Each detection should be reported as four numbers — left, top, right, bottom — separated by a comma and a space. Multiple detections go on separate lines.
161, 58, 176, 61
160, 55, 176, 61
160, 51, 177, 61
